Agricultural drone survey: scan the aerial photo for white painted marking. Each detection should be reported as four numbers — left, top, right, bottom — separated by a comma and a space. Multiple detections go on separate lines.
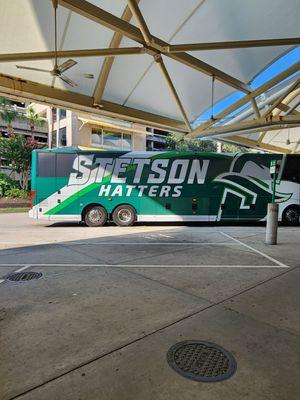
0, 263, 288, 269
0, 264, 31, 284
63, 242, 239, 246
220, 232, 288, 267
137, 214, 216, 222
158, 234, 174, 238
14, 265, 31, 273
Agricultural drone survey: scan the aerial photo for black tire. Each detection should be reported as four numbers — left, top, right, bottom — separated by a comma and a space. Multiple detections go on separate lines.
84, 205, 107, 227
112, 205, 136, 227
282, 205, 300, 225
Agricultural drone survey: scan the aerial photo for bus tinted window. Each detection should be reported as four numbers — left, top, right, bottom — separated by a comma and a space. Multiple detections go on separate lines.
56, 153, 77, 177
37, 153, 56, 177
282, 156, 300, 183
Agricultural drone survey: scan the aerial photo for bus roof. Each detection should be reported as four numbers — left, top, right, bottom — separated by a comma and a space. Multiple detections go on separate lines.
34, 147, 240, 158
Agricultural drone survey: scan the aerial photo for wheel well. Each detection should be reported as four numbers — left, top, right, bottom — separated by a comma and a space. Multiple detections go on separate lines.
112, 203, 137, 215
81, 203, 106, 220
282, 204, 300, 215
282, 204, 300, 223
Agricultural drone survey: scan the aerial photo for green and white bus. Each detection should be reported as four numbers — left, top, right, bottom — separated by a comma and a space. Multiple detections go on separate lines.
29, 148, 300, 226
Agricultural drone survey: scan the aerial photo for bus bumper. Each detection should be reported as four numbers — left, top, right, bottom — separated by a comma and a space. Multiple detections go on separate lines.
28, 207, 38, 219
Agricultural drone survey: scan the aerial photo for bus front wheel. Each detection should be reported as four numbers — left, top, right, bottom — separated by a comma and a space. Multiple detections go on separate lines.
282, 205, 300, 225
113, 205, 136, 227
84, 205, 107, 227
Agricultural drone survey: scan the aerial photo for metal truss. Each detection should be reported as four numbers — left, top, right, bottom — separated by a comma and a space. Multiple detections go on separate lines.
0, 0, 299, 151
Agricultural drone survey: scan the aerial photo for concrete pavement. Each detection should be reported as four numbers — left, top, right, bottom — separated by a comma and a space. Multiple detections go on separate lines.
0, 213, 299, 400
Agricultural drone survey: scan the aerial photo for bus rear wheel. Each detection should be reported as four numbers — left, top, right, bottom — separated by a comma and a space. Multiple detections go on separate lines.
113, 205, 136, 227
282, 205, 300, 225
84, 205, 107, 227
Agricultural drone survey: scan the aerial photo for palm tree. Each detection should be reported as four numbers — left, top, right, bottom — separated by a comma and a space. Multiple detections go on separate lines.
0, 96, 20, 136
25, 106, 46, 139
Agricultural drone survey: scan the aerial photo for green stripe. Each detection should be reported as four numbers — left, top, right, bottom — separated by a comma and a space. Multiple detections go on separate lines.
45, 183, 99, 215
250, 176, 269, 189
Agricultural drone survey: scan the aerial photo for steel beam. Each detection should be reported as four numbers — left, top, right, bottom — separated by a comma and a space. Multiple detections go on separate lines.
0, 47, 145, 63
0, 73, 186, 132
165, 38, 300, 52
166, 51, 250, 93
258, 86, 300, 143
285, 100, 300, 115
58, 0, 250, 93
226, 135, 293, 153
191, 62, 300, 135
188, 115, 300, 138
127, 0, 152, 43
126, 0, 191, 131
155, 56, 191, 131
250, 98, 260, 119
57, 0, 145, 43
93, 3, 139, 105
262, 79, 300, 117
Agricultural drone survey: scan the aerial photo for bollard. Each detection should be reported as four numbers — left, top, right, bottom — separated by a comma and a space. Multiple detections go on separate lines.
266, 203, 279, 245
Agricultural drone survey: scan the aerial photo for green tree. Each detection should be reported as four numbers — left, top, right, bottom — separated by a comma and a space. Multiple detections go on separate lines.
165, 132, 251, 153
0, 135, 41, 190
24, 106, 46, 139
166, 133, 217, 152
0, 97, 21, 136
221, 142, 251, 153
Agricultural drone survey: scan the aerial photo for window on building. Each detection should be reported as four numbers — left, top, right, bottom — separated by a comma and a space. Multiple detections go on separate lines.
51, 131, 57, 148
122, 133, 132, 150
52, 108, 57, 123
103, 130, 122, 148
91, 129, 103, 146
60, 109, 67, 119
52, 108, 66, 123
51, 127, 67, 148
37, 136, 48, 143
91, 128, 132, 150
59, 127, 67, 147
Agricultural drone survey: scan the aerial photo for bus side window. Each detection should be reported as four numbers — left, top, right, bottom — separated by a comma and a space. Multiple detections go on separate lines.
56, 153, 77, 177
282, 156, 300, 184
37, 153, 56, 177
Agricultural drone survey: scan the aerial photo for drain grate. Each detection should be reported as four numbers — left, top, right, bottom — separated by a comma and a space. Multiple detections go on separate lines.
6, 271, 42, 282
167, 340, 236, 382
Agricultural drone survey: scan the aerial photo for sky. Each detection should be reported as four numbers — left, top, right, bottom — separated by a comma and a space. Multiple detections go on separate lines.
192, 46, 300, 128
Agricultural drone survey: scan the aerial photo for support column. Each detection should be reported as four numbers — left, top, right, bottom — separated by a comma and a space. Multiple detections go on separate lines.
265, 203, 279, 245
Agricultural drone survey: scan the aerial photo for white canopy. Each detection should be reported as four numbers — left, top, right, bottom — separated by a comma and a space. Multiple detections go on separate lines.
0, 0, 299, 152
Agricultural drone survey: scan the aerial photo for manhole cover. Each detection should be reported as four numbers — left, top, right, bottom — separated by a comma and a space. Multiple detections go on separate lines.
6, 271, 43, 282
167, 340, 236, 382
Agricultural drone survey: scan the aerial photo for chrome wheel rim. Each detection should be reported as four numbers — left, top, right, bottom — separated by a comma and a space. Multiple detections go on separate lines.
117, 209, 131, 223
89, 208, 103, 224
286, 209, 299, 223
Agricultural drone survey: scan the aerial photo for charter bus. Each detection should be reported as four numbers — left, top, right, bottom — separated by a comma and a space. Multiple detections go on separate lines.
29, 148, 300, 226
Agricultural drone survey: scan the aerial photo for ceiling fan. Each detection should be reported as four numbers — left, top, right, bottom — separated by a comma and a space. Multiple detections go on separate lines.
16, 0, 94, 87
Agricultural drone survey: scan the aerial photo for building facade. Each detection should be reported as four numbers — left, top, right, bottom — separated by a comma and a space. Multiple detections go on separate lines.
32, 104, 154, 151
0, 101, 48, 143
